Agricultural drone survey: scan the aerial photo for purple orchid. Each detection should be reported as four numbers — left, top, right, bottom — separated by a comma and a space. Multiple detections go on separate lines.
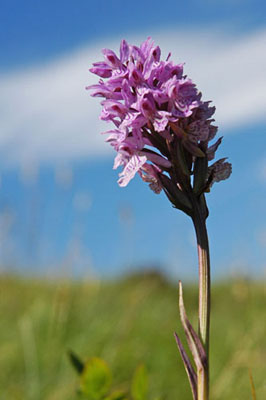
87, 37, 231, 208
87, 37, 232, 400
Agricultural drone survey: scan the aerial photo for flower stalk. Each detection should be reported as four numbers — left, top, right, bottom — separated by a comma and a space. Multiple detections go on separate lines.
192, 205, 210, 355
193, 209, 210, 400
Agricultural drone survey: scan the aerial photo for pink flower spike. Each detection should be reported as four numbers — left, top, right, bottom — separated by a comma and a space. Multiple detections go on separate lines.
87, 37, 231, 194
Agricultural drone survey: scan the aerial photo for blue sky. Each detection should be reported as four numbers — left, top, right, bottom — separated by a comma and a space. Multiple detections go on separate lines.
0, 0, 266, 279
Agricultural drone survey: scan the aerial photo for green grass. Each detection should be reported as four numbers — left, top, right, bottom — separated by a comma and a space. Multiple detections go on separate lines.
0, 272, 265, 400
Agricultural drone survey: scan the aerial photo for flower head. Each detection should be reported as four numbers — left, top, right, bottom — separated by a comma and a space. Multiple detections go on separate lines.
87, 38, 231, 214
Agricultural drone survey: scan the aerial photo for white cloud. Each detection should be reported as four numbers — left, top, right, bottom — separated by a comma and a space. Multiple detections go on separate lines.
0, 28, 266, 168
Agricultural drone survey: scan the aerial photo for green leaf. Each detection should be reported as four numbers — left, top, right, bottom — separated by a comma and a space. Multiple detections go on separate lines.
178, 281, 207, 372
80, 357, 112, 400
68, 350, 85, 375
174, 333, 197, 400
131, 365, 148, 400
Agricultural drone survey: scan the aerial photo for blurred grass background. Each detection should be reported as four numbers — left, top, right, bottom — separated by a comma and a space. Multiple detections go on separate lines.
0, 271, 265, 400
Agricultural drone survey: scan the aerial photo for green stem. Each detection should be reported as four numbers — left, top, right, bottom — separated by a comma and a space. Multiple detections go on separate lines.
192, 205, 211, 400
